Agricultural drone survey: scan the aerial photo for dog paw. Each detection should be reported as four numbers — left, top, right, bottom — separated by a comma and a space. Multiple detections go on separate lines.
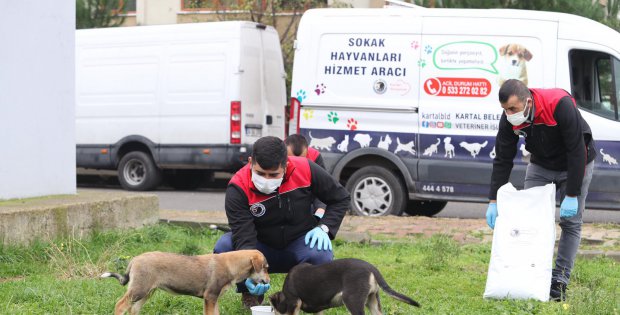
303, 109, 314, 120
315, 83, 327, 95
328, 111, 339, 124
347, 118, 358, 131
424, 45, 433, 54
411, 41, 419, 49
296, 89, 307, 103
417, 59, 427, 68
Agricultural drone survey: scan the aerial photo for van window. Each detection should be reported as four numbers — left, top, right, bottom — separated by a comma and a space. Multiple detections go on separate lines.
569, 49, 619, 121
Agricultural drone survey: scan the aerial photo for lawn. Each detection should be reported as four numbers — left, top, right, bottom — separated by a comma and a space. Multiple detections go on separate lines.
1, 224, 618, 314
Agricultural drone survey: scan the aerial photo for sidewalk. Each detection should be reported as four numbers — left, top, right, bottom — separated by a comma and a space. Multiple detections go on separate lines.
160, 210, 620, 261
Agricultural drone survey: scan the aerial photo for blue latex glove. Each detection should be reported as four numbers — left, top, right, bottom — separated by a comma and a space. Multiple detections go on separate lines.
304, 227, 332, 251
486, 203, 498, 229
245, 278, 270, 296
560, 196, 578, 218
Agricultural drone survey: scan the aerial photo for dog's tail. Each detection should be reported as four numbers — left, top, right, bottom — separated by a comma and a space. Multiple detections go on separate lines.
481, 140, 488, 148
100, 272, 129, 286
210, 224, 231, 233
370, 266, 420, 307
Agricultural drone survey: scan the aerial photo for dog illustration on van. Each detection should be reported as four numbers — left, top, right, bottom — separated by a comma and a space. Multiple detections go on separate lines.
353, 133, 372, 148
308, 131, 336, 151
460, 140, 488, 158
423, 138, 441, 156
497, 43, 533, 86
394, 137, 416, 156
377, 134, 392, 150
600, 148, 618, 165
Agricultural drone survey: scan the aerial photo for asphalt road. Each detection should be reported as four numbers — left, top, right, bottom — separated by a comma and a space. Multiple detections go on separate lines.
78, 174, 620, 223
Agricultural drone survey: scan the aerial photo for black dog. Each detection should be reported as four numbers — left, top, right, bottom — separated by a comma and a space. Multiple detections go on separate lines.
269, 258, 420, 315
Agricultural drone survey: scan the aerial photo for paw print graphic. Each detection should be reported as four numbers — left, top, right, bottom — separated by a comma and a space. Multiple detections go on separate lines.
296, 89, 307, 103
327, 111, 339, 124
314, 83, 327, 95
410, 41, 419, 50
303, 109, 314, 121
418, 59, 427, 68
347, 118, 358, 131
424, 45, 433, 55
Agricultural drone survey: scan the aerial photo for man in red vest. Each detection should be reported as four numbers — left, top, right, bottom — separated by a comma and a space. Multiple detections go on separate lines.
487, 79, 596, 301
284, 133, 326, 169
285, 134, 328, 218
214, 136, 350, 308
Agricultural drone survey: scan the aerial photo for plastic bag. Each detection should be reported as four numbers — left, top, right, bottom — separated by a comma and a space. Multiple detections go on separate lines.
483, 182, 556, 301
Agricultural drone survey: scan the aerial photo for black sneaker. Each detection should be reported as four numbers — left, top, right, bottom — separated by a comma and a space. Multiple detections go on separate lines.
550, 280, 567, 301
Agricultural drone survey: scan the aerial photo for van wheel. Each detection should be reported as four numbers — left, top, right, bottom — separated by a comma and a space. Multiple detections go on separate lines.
405, 200, 448, 217
345, 166, 406, 216
117, 151, 162, 191
165, 170, 212, 190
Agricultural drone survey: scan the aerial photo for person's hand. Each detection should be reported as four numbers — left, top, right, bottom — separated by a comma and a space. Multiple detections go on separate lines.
245, 278, 270, 295
304, 227, 332, 251
486, 202, 498, 229
560, 196, 578, 218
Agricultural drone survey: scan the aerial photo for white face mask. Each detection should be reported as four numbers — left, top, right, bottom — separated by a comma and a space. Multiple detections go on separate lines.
506, 100, 531, 126
251, 171, 283, 194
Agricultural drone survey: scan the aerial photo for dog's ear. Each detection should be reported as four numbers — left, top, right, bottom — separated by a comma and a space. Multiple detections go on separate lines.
250, 254, 263, 273
498, 44, 509, 56
522, 48, 533, 61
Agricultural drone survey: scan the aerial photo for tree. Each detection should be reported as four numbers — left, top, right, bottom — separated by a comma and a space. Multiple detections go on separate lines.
76, 0, 127, 29
207, 0, 330, 94
412, 0, 620, 32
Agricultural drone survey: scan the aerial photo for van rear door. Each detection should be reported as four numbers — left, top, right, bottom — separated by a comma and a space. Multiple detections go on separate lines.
260, 27, 286, 138
239, 24, 286, 143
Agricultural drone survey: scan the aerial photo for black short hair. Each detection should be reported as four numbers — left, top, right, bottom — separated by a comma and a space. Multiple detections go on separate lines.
252, 136, 287, 170
284, 134, 308, 156
498, 79, 531, 103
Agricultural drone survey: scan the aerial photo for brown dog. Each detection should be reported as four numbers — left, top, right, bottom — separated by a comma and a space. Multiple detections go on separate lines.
101, 249, 269, 315
498, 43, 533, 86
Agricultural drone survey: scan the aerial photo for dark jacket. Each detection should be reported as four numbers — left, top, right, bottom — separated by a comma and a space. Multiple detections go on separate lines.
225, 156, 350, 250
489, 88, 596, 200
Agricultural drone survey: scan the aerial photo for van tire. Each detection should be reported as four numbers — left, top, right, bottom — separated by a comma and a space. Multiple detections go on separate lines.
405, 200, 448, 217
165, 170, 211, 190
345, 166, 406, 216
117, 151, 162, 191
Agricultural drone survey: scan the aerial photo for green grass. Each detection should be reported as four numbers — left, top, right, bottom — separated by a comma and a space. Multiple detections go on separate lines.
1, 224, 619, 314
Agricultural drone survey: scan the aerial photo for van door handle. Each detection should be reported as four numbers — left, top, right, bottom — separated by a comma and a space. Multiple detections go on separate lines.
266, 115, 273, 125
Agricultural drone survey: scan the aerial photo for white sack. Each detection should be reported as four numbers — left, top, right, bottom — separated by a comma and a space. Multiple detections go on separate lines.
483, 182, 556, 301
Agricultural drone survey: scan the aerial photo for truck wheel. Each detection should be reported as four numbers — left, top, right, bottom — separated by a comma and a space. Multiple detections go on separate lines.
165, 170, 211, 190
405, 200, 448, 217
117, 151, 162, 191
345, 166, 406, 216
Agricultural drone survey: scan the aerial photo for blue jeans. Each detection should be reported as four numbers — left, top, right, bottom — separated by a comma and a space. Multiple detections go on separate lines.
524, 161, 594, 285
213, 232, 333, 292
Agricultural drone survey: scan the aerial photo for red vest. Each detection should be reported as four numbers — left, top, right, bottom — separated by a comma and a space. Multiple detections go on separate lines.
306, 147, 320, 162
229, 156, 311, 205
513, 88, 576, 131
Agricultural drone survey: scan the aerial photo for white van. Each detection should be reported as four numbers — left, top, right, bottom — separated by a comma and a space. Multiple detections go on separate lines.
76, 21, 286, 191
289, 8, 620, 216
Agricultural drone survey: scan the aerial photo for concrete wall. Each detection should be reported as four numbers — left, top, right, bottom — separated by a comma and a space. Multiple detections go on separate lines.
0, 1, 76, 199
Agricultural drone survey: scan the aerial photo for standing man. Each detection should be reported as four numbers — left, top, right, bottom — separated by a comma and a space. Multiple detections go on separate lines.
486, 79, 596, 301
214, 136, 350, 308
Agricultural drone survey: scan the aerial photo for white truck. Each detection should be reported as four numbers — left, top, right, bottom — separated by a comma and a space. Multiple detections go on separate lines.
76, 21, 286, 191
289, 7, 620, 216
